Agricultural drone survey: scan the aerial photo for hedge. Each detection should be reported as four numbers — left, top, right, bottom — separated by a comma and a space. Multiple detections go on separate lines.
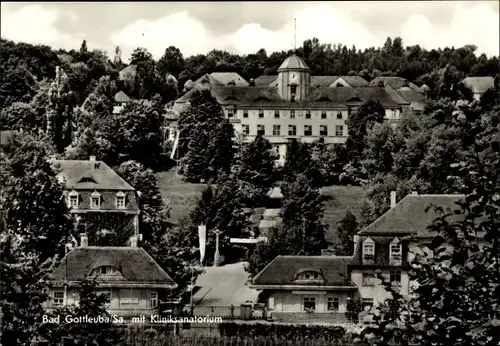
219, 321, 346, 342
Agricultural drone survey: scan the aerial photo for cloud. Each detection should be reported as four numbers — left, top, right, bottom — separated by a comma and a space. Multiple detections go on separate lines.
1, 4, 92, 51
401, 4, 499, 57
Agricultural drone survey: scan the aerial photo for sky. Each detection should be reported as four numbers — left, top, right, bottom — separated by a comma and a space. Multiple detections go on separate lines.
1, 1, 499, 61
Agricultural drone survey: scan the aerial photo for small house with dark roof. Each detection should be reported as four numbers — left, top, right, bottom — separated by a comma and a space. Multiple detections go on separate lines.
113, 91, 131, 114
167, 53, 420, 164
44, 234, 177, 318
462, 76, 495, 101
250, 255, 357, 323
349, 191, 488, 309
50, 156, 140, 237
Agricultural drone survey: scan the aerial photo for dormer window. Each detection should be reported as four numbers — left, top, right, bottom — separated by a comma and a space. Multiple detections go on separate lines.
68, 190, 79, 208
92, 266, 120, 276
90, 191, 101, 209
363, 238, 375, 260
294, 269, 325, 283
116, 191, 126, 209
390, 238, 403, 264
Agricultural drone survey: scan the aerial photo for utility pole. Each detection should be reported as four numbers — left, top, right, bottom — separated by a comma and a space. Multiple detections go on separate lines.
213, 229, 222, 267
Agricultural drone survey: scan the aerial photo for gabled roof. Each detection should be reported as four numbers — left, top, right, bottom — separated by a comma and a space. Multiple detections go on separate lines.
278, 54, 310, 71
114, 91, 131, 103
312, 76, 339, 87
462, 77, 495, 94
119, 65, 137, 80
359, 194, 467, 237
51, 159, 135, 191
370, 77, 420, 91
49, 247, 176, 287
252, 256, 354, 287
335, 76, 369, 87
254, 75, 278, 86
354, 86, 409, 107
210, 72, 249, 86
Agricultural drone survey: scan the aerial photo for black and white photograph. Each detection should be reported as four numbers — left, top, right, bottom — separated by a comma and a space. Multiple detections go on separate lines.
1, 1, 499, 345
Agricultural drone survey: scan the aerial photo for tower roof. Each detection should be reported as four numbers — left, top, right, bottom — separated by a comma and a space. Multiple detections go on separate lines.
278, 54, 310, 72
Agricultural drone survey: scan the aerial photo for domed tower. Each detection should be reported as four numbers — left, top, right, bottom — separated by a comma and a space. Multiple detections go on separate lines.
277, 54, 311, 101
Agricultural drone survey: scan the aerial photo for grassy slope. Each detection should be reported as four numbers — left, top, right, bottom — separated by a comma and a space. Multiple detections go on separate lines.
156, 170, 370, 244
156, 170, 207, 226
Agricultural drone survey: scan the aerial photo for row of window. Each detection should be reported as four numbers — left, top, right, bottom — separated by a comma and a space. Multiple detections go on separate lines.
362, 270, 402, 286
228, 109, 347, 120
68, 191, 126, 209
53, 291, 158, 308
303, 297, 340, 312
362, 239, 402, 263
242, 124, 345, 137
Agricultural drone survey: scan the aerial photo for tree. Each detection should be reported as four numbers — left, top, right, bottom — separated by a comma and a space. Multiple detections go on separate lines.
46, 66, 75, 153
336, 211, 359, 256
179, 89, 234, 182
0, 133, 75, 346
283, 139, 322, 188
346, 100, 386, 165
355, 95, 500, 346
246, 174, 328, 275
361, 122, 395, 177
0, 63, 37, 108
157, 46, 185, 78
234, 134, 278, 205
115, 160, 170, 243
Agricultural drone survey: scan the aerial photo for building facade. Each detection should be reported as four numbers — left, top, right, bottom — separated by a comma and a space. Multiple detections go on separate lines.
168, 54, 420, 164
44, 234, 177, 318
250, 192, 486, 322
50, 156, 140, 237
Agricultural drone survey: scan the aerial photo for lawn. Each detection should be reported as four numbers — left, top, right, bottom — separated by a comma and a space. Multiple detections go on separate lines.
156, 169, 207, 226
156, 169, 371, 240
321, 186, 371, 244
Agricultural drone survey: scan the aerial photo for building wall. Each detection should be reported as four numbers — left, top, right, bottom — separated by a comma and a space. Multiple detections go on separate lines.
44, 287, 160, 317
350, 269, 409, 305
226, 108, 349, 138
267, 290, 351, 313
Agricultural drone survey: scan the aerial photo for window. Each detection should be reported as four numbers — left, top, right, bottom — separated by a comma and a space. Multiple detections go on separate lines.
243, 110, 248, 118
274, 110, 280, 118
290, 110, 295, 118
259, 110, 264, 118
273, 125, 281, 136
288, 125, 297, 136
303, 297, 316, 312
304, 125, 312, 136
69, 195, 78, 208
53, 291, 64, 307
257, 125, 265, 135
337, 111, 343, 119
150, 292, 158, 308
363, 240, 375, 259
321, 110, 327, 119
227, 109, 234, 118
390, 242, 402, 261
116, 192, 126, 208
390, 270, 401, 285
320, 125, 328, 136
306, 110, 311, 119
327, 297, 340, 311
99, 266, 119, 275
362, 273, 375, 286
335, 125, 344, 136
242, 124, 250, 135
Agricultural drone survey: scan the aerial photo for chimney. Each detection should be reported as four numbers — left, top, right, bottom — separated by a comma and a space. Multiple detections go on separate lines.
80, 233, 88, 247
390, 191, 397, 208
352, 234, 360, 256
89, 156, 96, 161
130, 235, 138, 248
